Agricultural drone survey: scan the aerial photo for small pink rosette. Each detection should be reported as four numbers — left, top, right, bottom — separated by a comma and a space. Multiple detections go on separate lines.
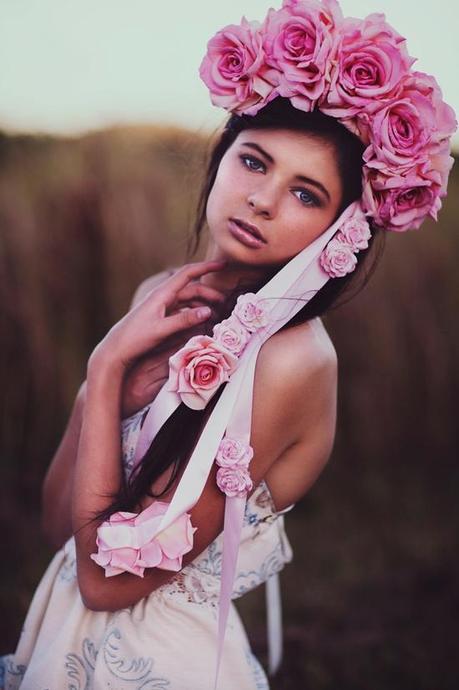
212, 316, 251, 356
216, 466, 254, 498
215, 437, 254, 498
319, 235, 358, 278
216, 437, 254, 467
338, 216, 371, 250
90, 501, 197, 578
233, 293, 270, 333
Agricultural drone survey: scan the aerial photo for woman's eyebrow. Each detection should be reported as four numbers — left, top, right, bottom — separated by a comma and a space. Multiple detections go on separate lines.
240, 141, 331, 201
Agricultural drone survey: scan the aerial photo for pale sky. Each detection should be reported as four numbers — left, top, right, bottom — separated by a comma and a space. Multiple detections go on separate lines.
1, 0, 458, 148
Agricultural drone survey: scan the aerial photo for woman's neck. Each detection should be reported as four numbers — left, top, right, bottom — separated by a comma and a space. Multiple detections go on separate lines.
199, 241, 276, 296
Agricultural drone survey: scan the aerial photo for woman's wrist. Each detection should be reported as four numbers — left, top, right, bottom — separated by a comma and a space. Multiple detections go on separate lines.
87, 348, 125, 385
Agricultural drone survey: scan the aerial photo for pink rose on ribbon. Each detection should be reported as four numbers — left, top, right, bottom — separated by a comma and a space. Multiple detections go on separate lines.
339, 217, 372, 251
320, 236, 358, 277
90, 502, 196, 578
199, 16, 279, 115
216, 466, 254, 498
216, 437, 254, 468
233, 293, 269, 333
362, 164, 443, 232
215, 437, 254, 497
168, 335, 238, 410
322, 13, 416, 117
213, 316, 251, 356
261, 0, 343, 111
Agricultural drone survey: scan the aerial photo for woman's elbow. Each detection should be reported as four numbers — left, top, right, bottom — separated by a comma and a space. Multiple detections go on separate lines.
78, 580, 113, 612
41, 506, 73, 551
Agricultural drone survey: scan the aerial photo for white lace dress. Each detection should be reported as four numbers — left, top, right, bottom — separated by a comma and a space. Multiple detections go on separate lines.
0, 405, 294, 690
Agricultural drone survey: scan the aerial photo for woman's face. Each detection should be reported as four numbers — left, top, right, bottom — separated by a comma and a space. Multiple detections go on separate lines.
205, 127, 343, 268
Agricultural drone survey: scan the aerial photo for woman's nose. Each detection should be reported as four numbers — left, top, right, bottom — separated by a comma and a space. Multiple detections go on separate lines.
247, 190, 277, 218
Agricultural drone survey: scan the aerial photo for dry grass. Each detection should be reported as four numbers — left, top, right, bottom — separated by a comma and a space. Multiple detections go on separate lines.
0, 125, 457, 689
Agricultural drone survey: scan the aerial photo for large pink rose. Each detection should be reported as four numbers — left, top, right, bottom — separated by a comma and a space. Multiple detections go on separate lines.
90, 502, 196, 578
216, 466, 253, 498
321, 13, 416, 118
167, 335, 238, 410
319, 236, 358, 277
199, 16, 278, 115
402, 72, 457, 150
261, 0, 343, 111
428, 141, 455, 195
233, 293, 269, 333
216, 437, 254, 468
363, 70, 456, 174
363, 97, 434, 171
212, 316, 251, 356
362, 164, 444, 232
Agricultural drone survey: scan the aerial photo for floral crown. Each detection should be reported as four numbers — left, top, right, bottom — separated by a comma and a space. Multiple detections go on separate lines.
199, 0, 457, 236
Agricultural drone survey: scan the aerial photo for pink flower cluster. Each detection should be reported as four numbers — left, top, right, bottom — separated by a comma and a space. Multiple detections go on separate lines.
215, 437, 254, 498
90, 501, 196, 578
199, 0, 457, 233
168, 293, 269, 409
320, 216, 372, 278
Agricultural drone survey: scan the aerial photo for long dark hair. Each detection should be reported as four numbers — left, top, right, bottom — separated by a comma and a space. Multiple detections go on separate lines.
91, 97, 385, 524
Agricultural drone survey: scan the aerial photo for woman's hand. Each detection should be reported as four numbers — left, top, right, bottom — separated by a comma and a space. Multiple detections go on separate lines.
88, 260, 227, 382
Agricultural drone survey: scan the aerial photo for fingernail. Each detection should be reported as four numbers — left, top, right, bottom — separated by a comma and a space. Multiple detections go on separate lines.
196, 306, 211, 319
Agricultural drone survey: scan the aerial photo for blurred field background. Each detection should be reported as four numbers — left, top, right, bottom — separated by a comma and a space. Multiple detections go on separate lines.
0, 125, 458, 690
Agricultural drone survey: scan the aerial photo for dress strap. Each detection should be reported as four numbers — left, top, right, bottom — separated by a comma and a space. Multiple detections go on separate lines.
266, 572, 283, 675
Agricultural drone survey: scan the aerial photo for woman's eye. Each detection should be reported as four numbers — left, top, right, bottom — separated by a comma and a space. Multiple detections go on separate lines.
239, 154, 264, 172
294, 189, 320, 207
239, 154, 320, 207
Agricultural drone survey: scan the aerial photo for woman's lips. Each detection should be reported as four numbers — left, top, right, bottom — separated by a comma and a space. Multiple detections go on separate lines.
228, 220, 267, 249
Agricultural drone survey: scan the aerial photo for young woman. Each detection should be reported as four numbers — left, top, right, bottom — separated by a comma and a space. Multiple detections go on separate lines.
1, 1, 455, 689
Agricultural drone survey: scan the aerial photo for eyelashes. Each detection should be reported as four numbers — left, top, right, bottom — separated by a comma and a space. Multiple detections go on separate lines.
238, 154, 321, 208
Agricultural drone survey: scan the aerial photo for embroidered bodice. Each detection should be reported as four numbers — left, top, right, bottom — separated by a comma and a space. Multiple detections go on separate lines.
120, 405, 294, 605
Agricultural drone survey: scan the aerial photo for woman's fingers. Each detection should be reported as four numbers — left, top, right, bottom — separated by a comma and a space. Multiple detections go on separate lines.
175, 282, 226, 305
155, 306, 212, 340
157, 260, 226, 309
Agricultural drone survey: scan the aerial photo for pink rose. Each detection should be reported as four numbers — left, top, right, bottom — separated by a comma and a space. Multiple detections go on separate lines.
216, 466, 253, 498
233, 293, 269, 333
321, 13, 416, 118
212, 316, 251, 356
91, 511, 142, 577
261, 0, 343, 111
338, 217, 372, 251
428, 142, 455, 195
90, 502, 196, 578
363, 96, 434, 171
362, 69, 456, 172
216, 437, 254, 468
167, 335, 238, 410
402, 72, 457, 150
198, 16, 278, 115
319, 236, 358, 277
362, 164, 443, 232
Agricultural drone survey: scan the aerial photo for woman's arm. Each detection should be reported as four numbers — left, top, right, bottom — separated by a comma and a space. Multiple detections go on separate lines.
74, 311, 336, 612
40, 270, 184, 550
41, 381, 86, 549
72, 261, 228, 609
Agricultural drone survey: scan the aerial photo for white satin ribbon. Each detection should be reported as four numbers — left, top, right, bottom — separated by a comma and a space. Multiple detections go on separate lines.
132, 201, 364, 688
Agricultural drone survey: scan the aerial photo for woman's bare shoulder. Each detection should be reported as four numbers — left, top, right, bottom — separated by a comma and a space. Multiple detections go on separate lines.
250, 317, 338, 509
259, 316, 338, 381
